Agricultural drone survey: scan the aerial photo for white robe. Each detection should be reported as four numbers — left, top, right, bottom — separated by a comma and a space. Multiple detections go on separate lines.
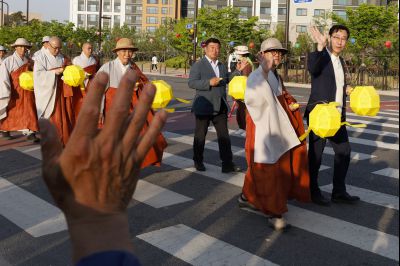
0, 53, 28, 119
245, 66, 300, 164
73, 52, 97, 86
33, 49, 64, 119
32, 46, 47, 61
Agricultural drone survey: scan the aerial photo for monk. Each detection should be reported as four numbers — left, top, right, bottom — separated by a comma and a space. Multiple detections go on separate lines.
32, 36, 50, 62
98, 38, 167, 168
0, 38, 39, 142
33, 36, 78, 145
239, 38, 310, 230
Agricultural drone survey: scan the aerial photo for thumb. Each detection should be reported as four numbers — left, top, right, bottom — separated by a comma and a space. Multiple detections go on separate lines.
39, 119, 63, 164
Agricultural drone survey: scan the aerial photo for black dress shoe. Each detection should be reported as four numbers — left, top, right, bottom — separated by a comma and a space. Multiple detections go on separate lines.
194, 161, 206, 171
1, 131, 14, 140
311, 193, 331, 206
222, 163, 241, 173
331, 192, 360, 204
27, 133, 40, 143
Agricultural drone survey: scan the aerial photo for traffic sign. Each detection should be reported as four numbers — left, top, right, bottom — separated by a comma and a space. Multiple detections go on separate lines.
186, 24, 193, 29
294, 0, 312, 3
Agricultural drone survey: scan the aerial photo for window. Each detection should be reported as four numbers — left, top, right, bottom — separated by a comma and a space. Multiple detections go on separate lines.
260, 7, 271, 15
162, 7, 168, 14
103, 0, 111, 12
296, 8, 307, 16
161, 17, 167, 24
278, 8, 286, 15
78, 0, 85, 11
147, 7, 158, 14
114, 0, 121, 12
162, 0, 169, 4
77, 14, 86, 27
147, 16, 158, 24
147, 0, 158, 4
314, 9, 325, 17
147, 26, 157, 32
114, 15, 121, 27
87, 0, 98, 12
333, 10, 347, 20
296, 25, 307, 33
334, 0, 351, 5
87, 14, 98, 28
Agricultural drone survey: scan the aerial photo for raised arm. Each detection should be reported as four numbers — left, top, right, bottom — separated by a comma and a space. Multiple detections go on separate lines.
308, 26, 328, 75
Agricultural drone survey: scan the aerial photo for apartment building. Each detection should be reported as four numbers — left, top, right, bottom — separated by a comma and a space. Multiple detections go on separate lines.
69, 0, 180, 32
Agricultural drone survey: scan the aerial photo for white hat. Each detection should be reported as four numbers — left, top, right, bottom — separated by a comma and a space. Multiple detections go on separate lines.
234, 45, 249, 55
11, 38, 32, 48
0, 45, 6, 51
42, 36, 50, 43
260, 38, 288, 55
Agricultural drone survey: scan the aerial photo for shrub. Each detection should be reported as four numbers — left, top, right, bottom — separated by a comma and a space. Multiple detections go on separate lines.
165, 56, 187, 68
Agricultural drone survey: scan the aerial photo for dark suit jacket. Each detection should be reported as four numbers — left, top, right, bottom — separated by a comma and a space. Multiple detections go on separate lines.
305, 48, 348, 121
188, 57, 229, 115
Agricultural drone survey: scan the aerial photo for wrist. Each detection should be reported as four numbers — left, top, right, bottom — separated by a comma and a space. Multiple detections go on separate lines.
67, 212, 133, 263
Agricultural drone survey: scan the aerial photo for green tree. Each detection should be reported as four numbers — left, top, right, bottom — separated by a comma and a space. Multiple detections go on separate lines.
8, 11, 26, 26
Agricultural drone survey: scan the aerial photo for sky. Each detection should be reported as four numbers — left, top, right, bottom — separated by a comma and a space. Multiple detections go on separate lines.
8, 0, 69, 22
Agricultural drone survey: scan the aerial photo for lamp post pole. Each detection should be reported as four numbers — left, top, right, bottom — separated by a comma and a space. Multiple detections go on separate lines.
192, 0, 199, 63
284, 0, 290, 80
26, 0, 29, 24
98, 0, 103, 52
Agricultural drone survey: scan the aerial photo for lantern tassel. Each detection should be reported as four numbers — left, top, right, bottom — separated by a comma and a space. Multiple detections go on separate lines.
175, 97, 191, 104
340, 121, 366, 128
299, 128, 312, 142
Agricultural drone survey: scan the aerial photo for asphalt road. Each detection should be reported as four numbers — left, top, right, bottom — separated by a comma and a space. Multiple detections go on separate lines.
0, 75, 398, 266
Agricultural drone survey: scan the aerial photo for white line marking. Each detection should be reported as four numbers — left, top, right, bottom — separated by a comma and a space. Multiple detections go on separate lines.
21, 146, 41, 153
346, 127, 399, 138
348, 137, 399, 151
379, 111, 399, 116
133, 180, 193, 208
137, 224, 279, 266
346, 118, 399, 129
372, 168, 399, 179
0, 177, 67, 237
347, 114, 399, 122
320, 184, 399, 210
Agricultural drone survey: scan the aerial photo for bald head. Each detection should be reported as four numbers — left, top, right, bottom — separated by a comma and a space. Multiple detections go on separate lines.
48, 37, 62, 56
82, 42, 93, 58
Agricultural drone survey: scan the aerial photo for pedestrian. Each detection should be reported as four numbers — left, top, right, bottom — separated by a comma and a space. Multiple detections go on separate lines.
188, 37, 241, 173
306, 25, 359, 206
32, 36, 50, 61
98, 38, 167, 169
0, 45, 7, 65
38, 69, 167, 266
240, 38, 310, 230
151, 54, 158, 71
230, 45, 254, 137
33, 36, 77, 145
227, 48, 237, 73
0, 38, 40, 142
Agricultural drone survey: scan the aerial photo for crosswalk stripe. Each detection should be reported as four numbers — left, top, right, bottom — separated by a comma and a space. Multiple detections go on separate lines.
193, 129, 375, 161
346, 118, 399, 129
379, 111, 399, 116
346, 126, 399, 138
134, 180, 193, 208
348, 137, 399, 151
372, 168, 399, 179
0, 177, 67, 237
163, 131, 331, 167
347, 113, 399, 122
285, 206, 399, 261
320, 184, 399, 210
137, 224, 279, 266
162, 153, 399, 262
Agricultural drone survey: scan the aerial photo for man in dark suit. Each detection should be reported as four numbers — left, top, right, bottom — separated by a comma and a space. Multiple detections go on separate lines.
188, 38, 241, 173
305, 25, 360, 206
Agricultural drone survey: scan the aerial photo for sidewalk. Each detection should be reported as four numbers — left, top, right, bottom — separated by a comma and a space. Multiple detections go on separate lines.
141, 64, 399, 97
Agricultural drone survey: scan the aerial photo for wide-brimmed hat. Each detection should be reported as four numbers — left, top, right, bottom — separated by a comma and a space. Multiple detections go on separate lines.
235, 45, 250, 55
112, 38, 139, 52
260, 38, 288, 55
0, 45, 6, 51
11, 38, 32, 48
42, 36, 50, 43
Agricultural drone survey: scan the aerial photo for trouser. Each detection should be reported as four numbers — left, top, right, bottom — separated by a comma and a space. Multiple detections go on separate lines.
193, 102, 233, 166
308, 125, 351, 195
236, 100, 247, 130
151, 64, 157, 70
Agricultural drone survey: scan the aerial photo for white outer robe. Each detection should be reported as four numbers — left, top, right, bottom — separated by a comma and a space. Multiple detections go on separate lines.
73, 52, 97, 86
33, 49, 64, 119
245, 66, 300, 164
0, 52, 28, 119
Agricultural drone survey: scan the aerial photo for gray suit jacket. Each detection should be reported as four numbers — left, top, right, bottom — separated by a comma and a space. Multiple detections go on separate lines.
188, 57, 229, 115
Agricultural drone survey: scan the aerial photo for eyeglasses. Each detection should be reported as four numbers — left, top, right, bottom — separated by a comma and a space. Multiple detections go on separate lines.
331, 35, 348, 43
265, 50, 282, 56
48, 43, 62, 51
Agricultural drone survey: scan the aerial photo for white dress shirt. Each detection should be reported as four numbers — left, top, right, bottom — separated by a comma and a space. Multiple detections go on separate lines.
327, 48, 344, 112
205, 55, 220, 78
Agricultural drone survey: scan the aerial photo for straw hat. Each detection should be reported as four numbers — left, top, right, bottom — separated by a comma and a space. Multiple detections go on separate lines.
0, 45, 6, 51
42, 36, 50, 43
260, 38, 288, 55
112, 38, 138, 52
11, 38, 32, 48
234, 45, 250, 55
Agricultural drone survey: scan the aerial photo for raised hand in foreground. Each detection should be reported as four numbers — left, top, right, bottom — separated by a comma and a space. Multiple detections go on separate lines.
39, 68, 167, 263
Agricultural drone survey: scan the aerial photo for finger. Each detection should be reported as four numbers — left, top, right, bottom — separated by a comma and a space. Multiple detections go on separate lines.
122, 83, 156, 158
39, 119, 63, 165
133, 110, 167, 166
71, 72, 109, 140
101, 68, 139, 139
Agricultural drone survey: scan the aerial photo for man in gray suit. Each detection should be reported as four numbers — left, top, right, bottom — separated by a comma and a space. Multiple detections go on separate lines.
188, 38, 241, 173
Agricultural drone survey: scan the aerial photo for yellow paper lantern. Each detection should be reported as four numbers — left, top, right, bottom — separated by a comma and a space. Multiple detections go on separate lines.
309, 102, 341, 138
63, 65, 85, 87
152, 80, 174, 109
19, 71, 34, 91
350, 86, 380, 116
228, 76, 247, 100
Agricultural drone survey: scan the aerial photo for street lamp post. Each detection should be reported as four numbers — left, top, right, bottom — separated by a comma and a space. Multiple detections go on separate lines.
192, 0, 199, 63
284, 0, 291, 81
26, 0, 29, 24
98, 0, 103, 51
